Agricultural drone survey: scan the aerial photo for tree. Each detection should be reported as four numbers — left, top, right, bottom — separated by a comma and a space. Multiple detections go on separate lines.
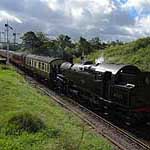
77, 37, 92, 55
56, 34, 73, 56
44, 40, 60, 57
89, 37, 101, 49
36, 32, 49, 43
21, 31, 42, 52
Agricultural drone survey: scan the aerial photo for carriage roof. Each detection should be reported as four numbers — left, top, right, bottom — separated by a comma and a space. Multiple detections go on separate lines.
26, 54, 62, 63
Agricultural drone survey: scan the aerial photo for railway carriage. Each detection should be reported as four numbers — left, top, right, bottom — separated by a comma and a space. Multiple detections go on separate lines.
25, 54, 64, 82
10, 52, 26, 67
0, 49, 8, 58
0, 50, 26, 67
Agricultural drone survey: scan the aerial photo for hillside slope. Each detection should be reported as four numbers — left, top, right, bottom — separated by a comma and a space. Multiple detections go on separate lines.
86, 37, 150, 71
0, 65, 113, 150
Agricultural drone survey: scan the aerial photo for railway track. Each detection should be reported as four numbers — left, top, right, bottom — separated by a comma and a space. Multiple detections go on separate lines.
15, 67, 150, 150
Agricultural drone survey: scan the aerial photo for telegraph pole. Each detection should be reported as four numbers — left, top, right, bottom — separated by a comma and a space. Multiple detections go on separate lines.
3, 30, 6, 44
0, 32, 1, 49
13, 33, 16, 50
5, 21, 13, 64
13, 32, 20, 50
0, 31, 4, 49
0, 31, 5, 49
5, 21, 9, 64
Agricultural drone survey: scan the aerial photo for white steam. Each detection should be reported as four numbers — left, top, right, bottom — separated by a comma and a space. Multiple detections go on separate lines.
95, 53, 105, 64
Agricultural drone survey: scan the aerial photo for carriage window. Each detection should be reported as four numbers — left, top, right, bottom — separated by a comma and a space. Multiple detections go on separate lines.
44, 63, 47, 72
42, 63, 45, 70
36, 61, 38, 68
39, 62, 41, 69
46, 64, 49, 72
47, 64, 49, 72
29, 59, 31, 66
45, 63, 49, 72
49, 64, 51, 72
27, 59, 29, 65
33, 60, 35, 67
34, 61, 36, 67
44, 63, 46, 72
32, 60, 34, 67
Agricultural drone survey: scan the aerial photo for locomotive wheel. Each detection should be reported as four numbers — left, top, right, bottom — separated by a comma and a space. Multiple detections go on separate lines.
103, 105, 111, 116
125, 115, 137, 126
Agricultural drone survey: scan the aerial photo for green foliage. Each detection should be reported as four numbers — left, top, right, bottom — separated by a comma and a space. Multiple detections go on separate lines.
84, 37, 150, 71
0, 65, 113, 150
36, 32, 49, 42
134, 37, 150, 50
19, 31, 109, 59
77, 36, 93, 55
89, 37, 104, 50
21, 31, 42, 52
57, 34, 73, 50
7, 112, 46, 134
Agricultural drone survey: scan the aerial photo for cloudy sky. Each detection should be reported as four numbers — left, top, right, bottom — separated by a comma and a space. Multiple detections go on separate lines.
0, 0, 150, 41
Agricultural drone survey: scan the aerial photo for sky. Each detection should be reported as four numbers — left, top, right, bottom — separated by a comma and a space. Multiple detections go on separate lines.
0, 0, 150, 41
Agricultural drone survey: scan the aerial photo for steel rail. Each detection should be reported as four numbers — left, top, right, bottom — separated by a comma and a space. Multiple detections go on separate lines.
15, 67, 150, 150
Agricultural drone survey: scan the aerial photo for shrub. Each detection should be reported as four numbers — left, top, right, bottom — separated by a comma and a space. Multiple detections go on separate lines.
7, 112, 46, 134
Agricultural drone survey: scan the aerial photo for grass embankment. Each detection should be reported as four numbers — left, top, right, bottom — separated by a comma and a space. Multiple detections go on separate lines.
0, 65, 114, 150
76, 37, 150, 72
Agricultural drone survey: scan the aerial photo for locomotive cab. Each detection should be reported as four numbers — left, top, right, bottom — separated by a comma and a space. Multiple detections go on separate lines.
130, 72, 150, 112
111, 65, 141, 108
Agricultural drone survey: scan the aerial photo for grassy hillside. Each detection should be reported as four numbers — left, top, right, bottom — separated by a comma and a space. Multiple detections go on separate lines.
80, 37, 150, 71
0, 65, 114, 150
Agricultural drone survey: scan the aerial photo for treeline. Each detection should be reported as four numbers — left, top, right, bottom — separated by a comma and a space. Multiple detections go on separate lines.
15, 31, 124, 59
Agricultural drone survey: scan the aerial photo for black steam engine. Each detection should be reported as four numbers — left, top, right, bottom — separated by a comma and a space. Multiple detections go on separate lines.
56, 62, 150, 124
0, 49, 150, 125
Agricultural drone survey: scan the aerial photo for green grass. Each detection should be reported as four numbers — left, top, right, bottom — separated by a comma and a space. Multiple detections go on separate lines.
75, 37, 150, 71
0, 65, 114, 150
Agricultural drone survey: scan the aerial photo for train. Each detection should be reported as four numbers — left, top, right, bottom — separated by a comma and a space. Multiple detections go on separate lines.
0, 49, 150, 125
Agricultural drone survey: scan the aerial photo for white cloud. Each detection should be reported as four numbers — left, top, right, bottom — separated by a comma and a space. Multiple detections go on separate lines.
28, 0, 150, 40
125, 0, 150, 8
124, 0, 150, 14
48, 0, 62, 11
135, 15, 150, 35
0, 10, 22, 23
0, 0, 150, 41
46, 0, 115, 18
71, 7, 83, 19
120, 15, 150, 39
119, 0, 150, 38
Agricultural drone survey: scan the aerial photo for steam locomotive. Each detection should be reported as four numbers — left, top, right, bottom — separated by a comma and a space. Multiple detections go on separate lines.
0, 49, 150, 125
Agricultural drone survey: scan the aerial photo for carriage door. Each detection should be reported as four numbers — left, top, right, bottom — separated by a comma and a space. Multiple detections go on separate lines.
103, 71, 112, 99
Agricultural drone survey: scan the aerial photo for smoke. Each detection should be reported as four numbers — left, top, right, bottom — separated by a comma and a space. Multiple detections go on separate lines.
95, 52, 105, 64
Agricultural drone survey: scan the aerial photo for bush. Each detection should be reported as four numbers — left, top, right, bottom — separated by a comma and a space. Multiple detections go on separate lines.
7, 112, 46, 134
